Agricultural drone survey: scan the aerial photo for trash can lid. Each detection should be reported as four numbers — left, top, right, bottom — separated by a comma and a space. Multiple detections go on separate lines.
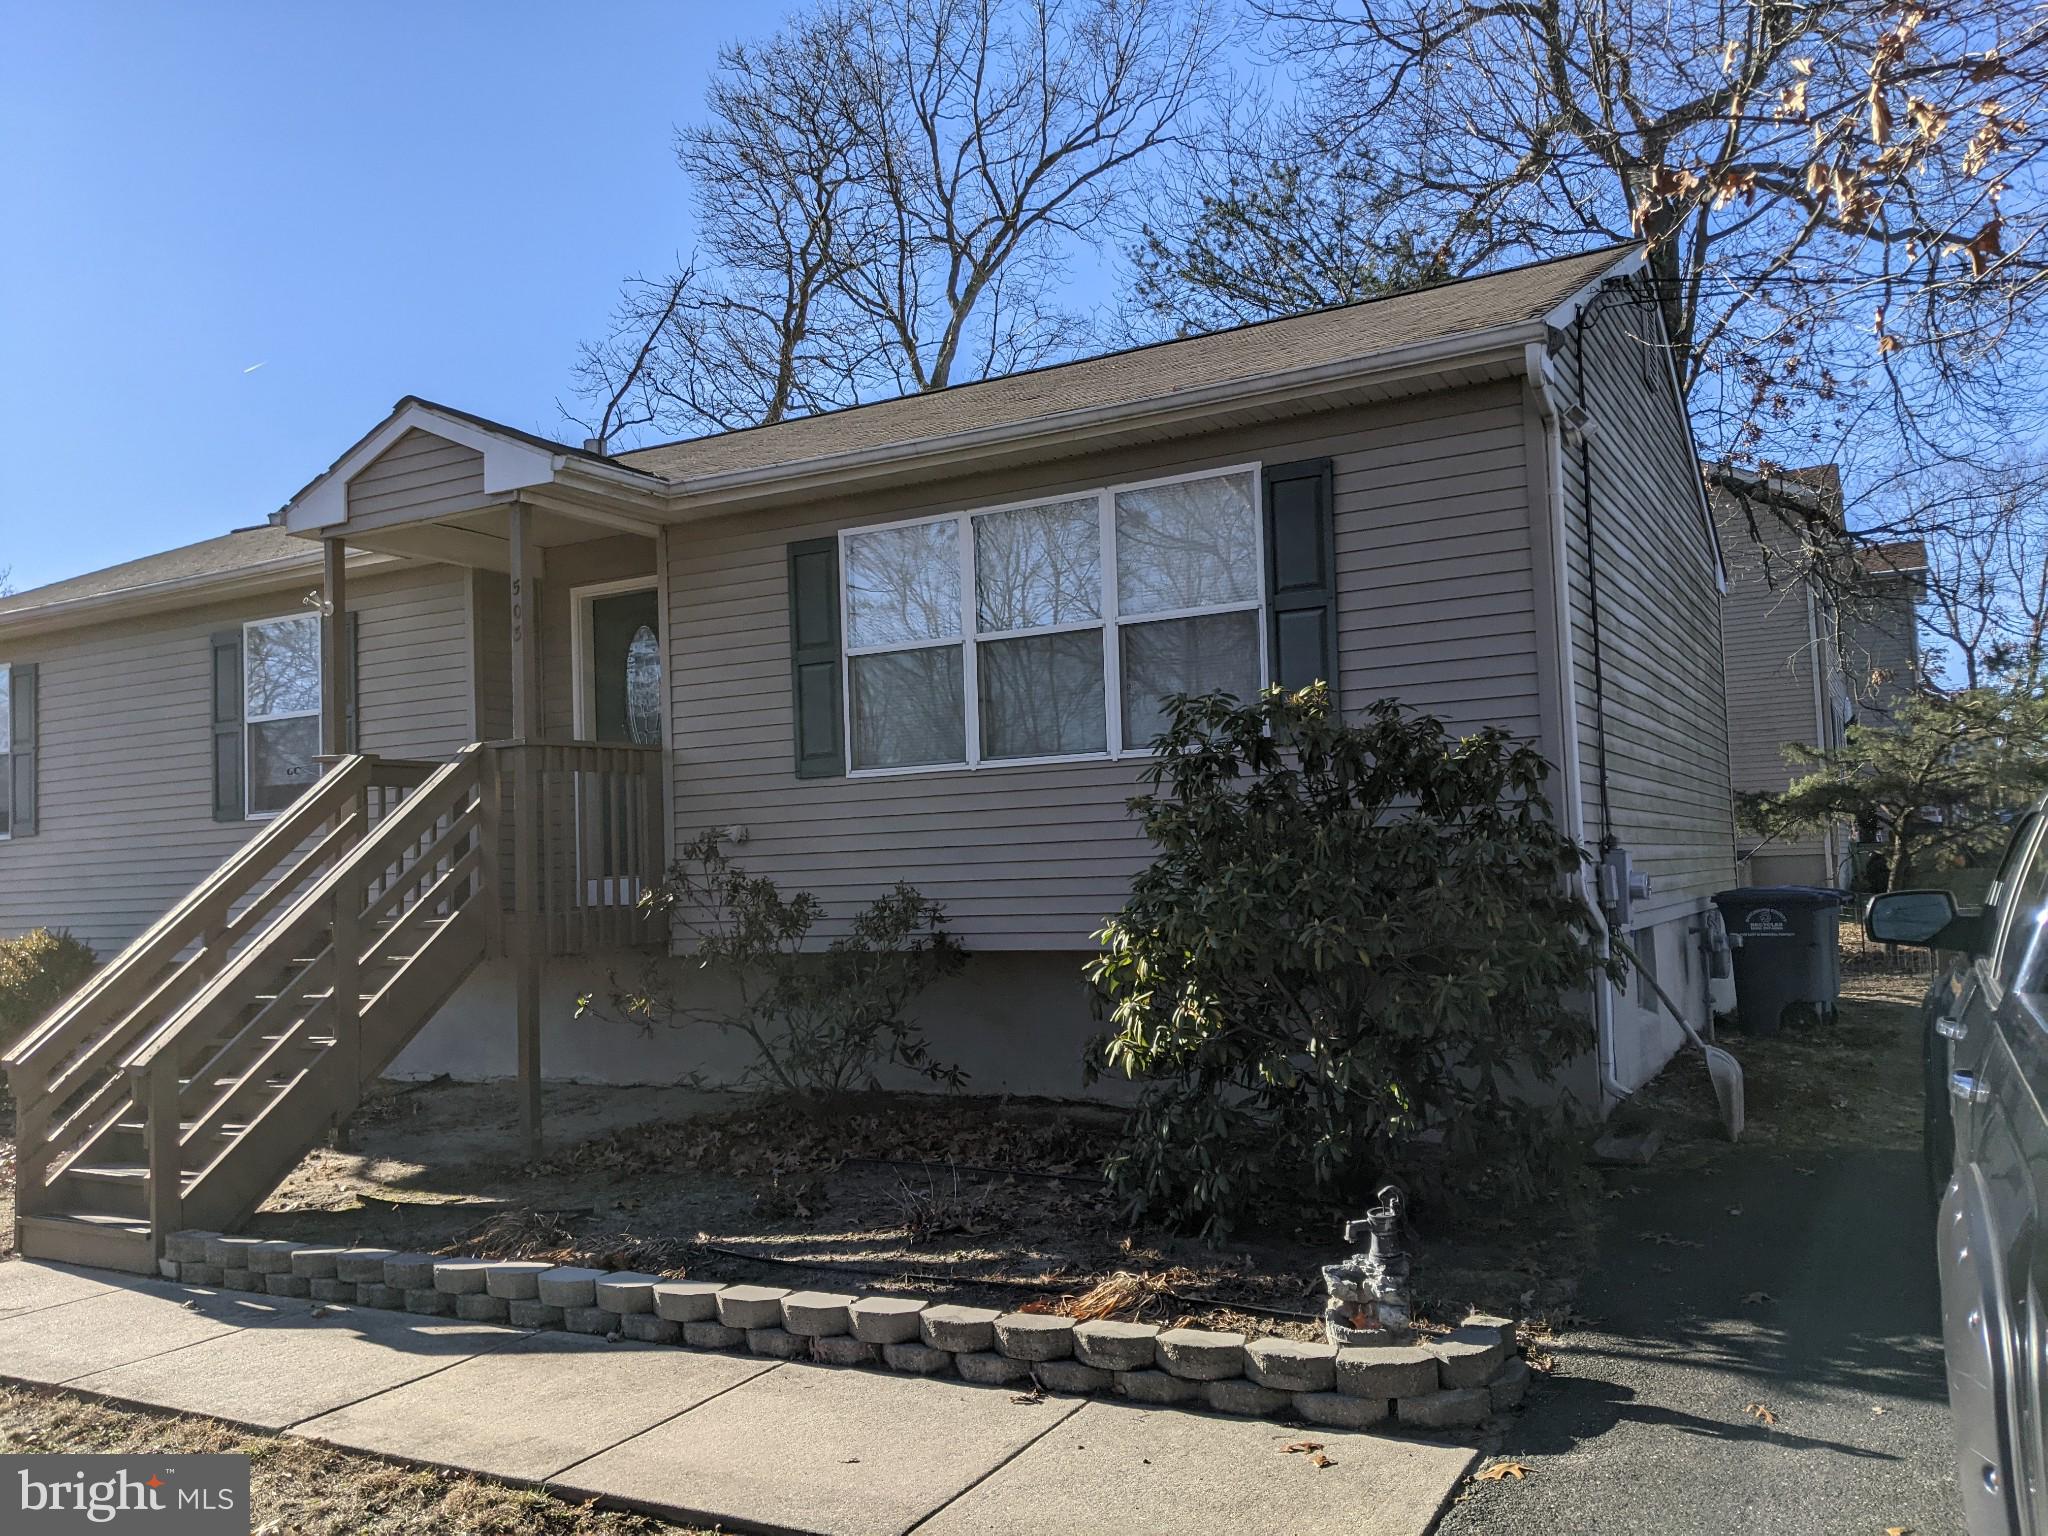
1712, 885, 1849, 909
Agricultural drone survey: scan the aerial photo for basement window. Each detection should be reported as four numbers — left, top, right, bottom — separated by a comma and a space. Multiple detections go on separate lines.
243, 613, 322, 817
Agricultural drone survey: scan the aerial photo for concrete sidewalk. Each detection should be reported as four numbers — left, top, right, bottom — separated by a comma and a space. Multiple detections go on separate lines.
0, 1260, 1475, 1536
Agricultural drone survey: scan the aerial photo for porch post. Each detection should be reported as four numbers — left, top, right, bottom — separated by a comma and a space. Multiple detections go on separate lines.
509, 499, 545, 1158
320, 538, 350, 756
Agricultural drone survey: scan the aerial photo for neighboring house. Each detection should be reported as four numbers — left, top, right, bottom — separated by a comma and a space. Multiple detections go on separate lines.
1714, 467, 1856, 886
0, 245, 1735, 1272
1841, 540, 1927, 722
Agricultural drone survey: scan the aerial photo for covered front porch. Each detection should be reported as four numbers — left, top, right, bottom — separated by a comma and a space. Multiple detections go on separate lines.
284, 400, 681, 1155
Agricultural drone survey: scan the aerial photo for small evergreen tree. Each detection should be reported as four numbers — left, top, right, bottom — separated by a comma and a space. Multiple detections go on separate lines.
1742, 685, 2048, 891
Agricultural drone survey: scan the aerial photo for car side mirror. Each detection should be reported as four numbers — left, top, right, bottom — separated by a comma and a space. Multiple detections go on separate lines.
1867, 888, 1989, 955
1867, 889, 1956, 945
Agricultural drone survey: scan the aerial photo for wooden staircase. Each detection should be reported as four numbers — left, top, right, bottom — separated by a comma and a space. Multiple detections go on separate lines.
2, 747, 495, 1274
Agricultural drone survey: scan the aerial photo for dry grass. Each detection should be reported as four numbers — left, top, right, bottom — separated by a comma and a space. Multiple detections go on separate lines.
0, 1384, 708, 1536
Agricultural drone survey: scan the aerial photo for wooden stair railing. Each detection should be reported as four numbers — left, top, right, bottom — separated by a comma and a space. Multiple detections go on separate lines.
0, 750, 482, 1273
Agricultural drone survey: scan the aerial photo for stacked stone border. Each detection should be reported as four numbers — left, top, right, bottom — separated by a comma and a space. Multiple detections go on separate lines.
162, 1231, 1531, 1432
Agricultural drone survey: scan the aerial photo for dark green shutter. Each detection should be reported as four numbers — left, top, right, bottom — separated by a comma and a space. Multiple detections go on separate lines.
9, 662, 35, 837
210, 629, 245, 821
788, 538, 844, 778
342, 609, 361, 752
1263, 457, 1339, 692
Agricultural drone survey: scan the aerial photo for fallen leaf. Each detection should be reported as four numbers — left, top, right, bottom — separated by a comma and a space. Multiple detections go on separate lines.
1886, 1526, 1914, 1535
1744, 1402, 1779, 1426
1310, 1452, 1336, 1469
1011, 1387, 1046, 1406
1727, 1206, 1745, 1217
1872, 1405, 1889, 1416
1282, 1441, 1325, 1455
1477, 1461, 1532, 1482
1742, 1291, 1774, 1305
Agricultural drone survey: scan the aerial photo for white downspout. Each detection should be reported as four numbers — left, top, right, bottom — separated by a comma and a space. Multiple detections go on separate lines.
1526, 342, 1629, 1107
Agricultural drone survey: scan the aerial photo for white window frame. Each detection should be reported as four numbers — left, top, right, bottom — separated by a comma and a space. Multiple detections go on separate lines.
242, 612, 323, 822
0, 661, 12, 843
838, 462, 1267, 778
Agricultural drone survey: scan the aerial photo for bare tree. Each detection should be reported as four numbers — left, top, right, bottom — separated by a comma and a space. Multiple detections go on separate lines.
568, 0, 1221, 447
1216, 0, 2048, 472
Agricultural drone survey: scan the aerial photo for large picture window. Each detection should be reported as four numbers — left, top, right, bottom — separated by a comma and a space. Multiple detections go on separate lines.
243, 613, 322, 816
840, 466, 1263, 773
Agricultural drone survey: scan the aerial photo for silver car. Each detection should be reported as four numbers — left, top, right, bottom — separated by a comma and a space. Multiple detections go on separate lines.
1870, 811, 2048, 1536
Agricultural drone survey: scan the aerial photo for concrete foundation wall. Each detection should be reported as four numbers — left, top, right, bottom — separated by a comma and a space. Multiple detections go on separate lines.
390, 948, 1122, 1101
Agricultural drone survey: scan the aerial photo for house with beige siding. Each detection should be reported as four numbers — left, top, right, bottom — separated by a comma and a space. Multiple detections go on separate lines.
0, 245, 1736, 1273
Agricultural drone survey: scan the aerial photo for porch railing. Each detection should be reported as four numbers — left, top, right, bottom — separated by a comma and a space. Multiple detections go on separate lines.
484, 740, 667, 955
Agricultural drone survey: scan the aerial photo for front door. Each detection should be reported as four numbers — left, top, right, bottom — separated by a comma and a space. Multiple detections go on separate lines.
581, 587, 661, 905
589, 588, 662, 747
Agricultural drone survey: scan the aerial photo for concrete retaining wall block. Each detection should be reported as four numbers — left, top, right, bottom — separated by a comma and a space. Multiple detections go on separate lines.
747, 1326, 810, 1359
404, 1288, 451, 1316
595, 1273, 662, 1314
356, 1283, 404, 1310
384, 1254, 438, 1290
508, 1300, 566, 1329
483, 1262, 554, 1301
455, 1293, 510, 1323
1397, 1386, 1491, 1428
434, 1261, 493, 1296
622, 1313, 681, 1344
1295, 1391, 1388, 1429
1207, 1379, 1291, 1416
222, 1269, 260, 1293
814, 1335, 881, 1367
309, 1278, 355, 1303
1155, 1328, 1245, 1381
920, 1304, 1000, 1353
849, 1297, 926, 1345
1073, 1321, 1158, 1372
264, 1275, 310, 1299
563, 1306, 612, 1335
334, 1249, 397, 1284
1335, 1346, 1439, 1399
1244, 1338, 1338, 1393
204, 1236, 260, 1269
1428, 1329, 1510, 1388
714, 1285, 790, 1330
165, 1231, 219, 1264
992, 1313, 1073, 1362
246, 1241, 301, 1276
536, 1267, 608, 1308
653, 1281, 723, 1324
157, 1259, 181, 1280
882, 1341, 954, 1375
1488, 1357, 1531, 1411
289, 1247, 346, 1280
781, 1291, 856, 1337
683, 1319, 747, 1350
1034, 1359, 1111, 1394
956, 1351, 1032, 1386
1115, 1369, 1201, 1405
178, 1264, 224, 1287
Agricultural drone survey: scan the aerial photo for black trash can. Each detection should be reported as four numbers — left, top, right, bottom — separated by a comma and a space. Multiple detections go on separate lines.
1710, 886, 1847, 1034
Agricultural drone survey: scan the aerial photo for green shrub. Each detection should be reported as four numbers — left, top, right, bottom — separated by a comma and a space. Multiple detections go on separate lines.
0, 928, 98, 1050
1087, 685, 1609, 1236
579, 833, 968, 1097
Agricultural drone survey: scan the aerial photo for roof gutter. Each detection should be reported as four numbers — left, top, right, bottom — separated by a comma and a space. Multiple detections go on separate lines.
646, 319, 1550, 515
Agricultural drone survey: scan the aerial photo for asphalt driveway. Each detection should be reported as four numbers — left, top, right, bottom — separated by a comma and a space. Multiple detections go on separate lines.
1440, 1140, 1961, 1535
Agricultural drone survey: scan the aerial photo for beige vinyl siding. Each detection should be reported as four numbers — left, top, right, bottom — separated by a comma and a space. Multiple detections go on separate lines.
1556, 294, 1735, 911
1842, 581, 1920, 721
539, 535, 659, 738
346, 429, 485, 523
667, 383, 1547, 949
0, 564, 471, 955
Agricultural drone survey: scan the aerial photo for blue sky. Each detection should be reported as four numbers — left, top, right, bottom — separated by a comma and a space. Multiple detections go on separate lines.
0, 3, 768, 593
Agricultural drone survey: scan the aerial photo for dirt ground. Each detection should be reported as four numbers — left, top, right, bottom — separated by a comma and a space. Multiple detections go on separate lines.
0, 1384, 709, 1536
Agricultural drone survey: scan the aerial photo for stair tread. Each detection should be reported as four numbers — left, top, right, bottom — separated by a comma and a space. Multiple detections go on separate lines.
23, 1211, 150, 1233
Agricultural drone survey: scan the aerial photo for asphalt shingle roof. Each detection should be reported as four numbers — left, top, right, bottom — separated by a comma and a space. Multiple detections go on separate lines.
0, 526, 311, 619
615, 245, 1637, 481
